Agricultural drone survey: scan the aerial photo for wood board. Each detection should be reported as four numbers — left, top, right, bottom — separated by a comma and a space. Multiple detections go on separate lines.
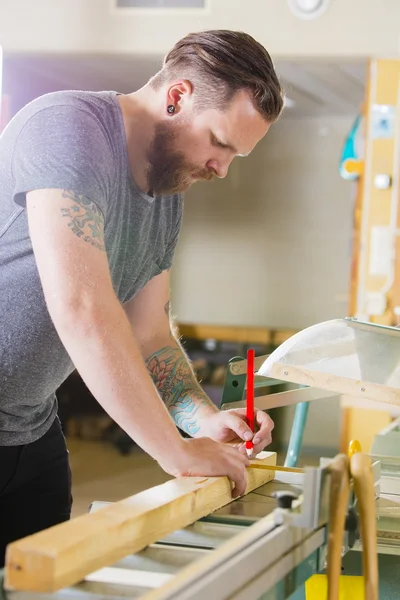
269, 362, 400, 407
4, 451, 276, 593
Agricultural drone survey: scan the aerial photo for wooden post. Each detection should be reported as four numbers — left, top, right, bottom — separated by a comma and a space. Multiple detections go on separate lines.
343, 57, 400, 451
350, 58, 400, 323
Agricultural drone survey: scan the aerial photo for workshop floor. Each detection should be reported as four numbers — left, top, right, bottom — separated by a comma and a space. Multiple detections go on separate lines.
68, 438, 172, 518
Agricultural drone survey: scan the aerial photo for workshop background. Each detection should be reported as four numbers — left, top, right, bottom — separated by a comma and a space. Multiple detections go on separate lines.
1, 0, 399, 518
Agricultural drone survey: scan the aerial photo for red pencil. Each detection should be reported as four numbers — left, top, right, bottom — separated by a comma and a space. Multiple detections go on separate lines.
246, 348, 255, 456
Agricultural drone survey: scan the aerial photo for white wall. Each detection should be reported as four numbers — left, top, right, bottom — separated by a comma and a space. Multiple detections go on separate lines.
0, 0, 399, 57
171, 115, 356, 331
276, 395, 341, 453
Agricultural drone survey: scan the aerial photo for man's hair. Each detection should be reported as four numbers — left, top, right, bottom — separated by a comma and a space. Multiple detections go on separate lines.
150, 30, 284, 123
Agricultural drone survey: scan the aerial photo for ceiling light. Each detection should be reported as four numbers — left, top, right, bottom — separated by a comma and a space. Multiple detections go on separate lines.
288, 0, 330, 20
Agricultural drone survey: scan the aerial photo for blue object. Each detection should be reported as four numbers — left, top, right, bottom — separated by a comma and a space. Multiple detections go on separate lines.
285, 400, 310, 467
339, 113, 363, 180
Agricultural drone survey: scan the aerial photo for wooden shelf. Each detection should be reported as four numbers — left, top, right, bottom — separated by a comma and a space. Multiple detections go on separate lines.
177, 323, 297, 346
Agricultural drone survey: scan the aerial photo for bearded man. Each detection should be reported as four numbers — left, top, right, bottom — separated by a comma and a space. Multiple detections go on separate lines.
0, 29, 283, 564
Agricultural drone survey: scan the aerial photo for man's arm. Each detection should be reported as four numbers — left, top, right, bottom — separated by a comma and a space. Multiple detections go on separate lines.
146, 344, 217, 436
27, 188, 251, 495
124, 271, 218, 437
124, 270, 274, 454
26, 189, 189, 469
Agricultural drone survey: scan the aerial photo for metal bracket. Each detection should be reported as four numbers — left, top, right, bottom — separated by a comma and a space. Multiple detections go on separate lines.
221, 355, 290, 408
272, 465, 331, 531
221, 356, 247, 406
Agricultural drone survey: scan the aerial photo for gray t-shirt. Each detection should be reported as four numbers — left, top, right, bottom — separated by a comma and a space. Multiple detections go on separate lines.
0, 90, 183, 446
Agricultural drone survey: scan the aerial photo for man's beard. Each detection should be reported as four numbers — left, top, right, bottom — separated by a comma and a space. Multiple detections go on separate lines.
146, 122, 213, 196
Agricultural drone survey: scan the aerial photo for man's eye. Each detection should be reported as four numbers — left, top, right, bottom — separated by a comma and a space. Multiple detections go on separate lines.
213, 136, 228, 149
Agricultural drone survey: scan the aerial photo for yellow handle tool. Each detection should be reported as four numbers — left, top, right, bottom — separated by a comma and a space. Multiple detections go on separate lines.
348, 439, 363, 458
350, 452, 379, 600
326, 441, 379, 600
327, 454, 351, 600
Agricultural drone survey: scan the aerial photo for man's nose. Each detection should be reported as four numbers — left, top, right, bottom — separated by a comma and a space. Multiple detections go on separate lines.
206, 159, 231, 179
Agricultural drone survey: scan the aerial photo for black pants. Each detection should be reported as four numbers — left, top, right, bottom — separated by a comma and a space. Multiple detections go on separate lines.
0, 416, 72, 567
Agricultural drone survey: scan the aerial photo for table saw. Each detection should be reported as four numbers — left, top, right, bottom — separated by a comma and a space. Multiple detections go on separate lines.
1, 317, 400, 600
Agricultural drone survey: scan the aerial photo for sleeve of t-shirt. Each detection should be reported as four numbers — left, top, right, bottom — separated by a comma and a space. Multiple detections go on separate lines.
12, 104, 113, 218
159, 196, 184, 272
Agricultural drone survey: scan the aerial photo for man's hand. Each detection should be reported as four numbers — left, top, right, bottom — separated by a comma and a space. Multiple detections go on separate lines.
159, 437, 250, 498
196, 408, 274, 458
123, 269, 272, 488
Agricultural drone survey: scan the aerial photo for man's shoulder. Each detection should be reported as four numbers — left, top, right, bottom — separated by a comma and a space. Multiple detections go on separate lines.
25, 89, 115, 107
15, 90, 118, 128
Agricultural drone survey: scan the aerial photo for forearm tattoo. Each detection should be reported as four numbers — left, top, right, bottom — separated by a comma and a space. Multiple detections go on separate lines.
146, 345, 211, 436
61, 190, 105, 251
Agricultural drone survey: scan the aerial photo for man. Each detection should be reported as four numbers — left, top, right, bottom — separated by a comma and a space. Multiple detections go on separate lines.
0, 29, 283, 563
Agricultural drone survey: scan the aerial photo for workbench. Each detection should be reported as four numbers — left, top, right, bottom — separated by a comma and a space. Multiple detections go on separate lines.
1, 317, 400, 599
0, 451, 397, 600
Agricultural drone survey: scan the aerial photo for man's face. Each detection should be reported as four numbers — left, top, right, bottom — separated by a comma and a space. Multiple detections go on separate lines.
146, 89, 271, 195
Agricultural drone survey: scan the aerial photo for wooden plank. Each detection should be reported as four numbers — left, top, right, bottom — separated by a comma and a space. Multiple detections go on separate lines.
269, 362, 400, 407
4, 451, 276, 593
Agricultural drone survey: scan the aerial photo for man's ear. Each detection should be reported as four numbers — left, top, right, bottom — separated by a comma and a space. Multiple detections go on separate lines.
166, 79, 193, 113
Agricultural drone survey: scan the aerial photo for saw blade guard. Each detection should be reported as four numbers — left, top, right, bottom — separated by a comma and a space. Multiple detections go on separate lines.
258, 318, 400, 388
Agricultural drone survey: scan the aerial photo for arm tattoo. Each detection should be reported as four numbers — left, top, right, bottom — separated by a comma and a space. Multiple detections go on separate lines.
146, 345, 211, 436
60, 189, 105, 252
